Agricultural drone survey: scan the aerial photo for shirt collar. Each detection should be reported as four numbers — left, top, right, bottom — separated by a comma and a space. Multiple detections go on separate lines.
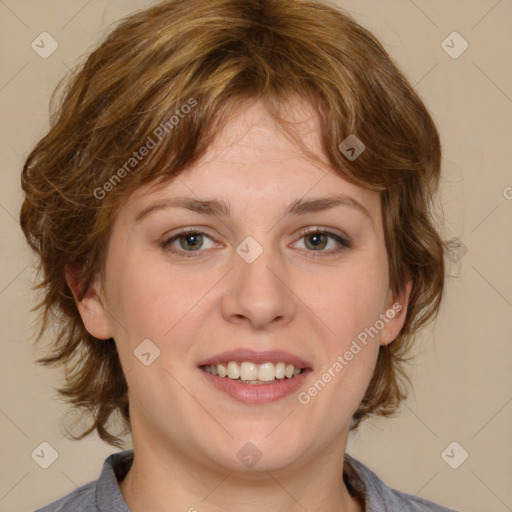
96, 450, 133, 511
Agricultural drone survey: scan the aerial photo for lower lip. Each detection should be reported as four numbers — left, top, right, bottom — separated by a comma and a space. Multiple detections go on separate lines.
199, 368, 311, 404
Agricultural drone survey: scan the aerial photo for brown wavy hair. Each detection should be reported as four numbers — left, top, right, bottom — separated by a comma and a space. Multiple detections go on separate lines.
20, 0, 448, 448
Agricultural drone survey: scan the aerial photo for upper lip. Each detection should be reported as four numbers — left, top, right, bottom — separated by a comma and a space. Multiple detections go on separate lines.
197, 349, 312, 369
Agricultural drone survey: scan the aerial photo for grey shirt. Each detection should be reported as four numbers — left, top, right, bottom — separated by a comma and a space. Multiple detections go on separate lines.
34, 450, 458, 511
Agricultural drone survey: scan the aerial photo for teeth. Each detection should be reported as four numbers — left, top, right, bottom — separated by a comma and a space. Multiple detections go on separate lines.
275, 362, 285, 379
203, 361, 304, 382
217, 363, 227, 378
258, 362, 275, 381
227, 361, 239, 379
240, 362, 258, 380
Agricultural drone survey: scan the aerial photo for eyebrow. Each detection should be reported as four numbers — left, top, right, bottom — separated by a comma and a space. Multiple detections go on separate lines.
134, 194, 372, 223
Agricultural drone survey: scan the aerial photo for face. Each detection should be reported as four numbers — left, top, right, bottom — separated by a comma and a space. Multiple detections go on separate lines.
73, 98, 411, 475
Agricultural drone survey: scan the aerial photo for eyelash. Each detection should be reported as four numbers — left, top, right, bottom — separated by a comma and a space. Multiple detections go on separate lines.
160, 227, 351, 259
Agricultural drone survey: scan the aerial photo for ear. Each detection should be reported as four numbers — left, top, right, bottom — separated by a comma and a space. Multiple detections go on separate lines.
65, 264, 113, 340
380, 277, 413, 347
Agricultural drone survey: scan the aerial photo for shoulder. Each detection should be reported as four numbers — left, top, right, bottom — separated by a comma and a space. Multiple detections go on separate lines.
33, 450, 133, 512
33, 481, 97, 511
345, 453, 459, 512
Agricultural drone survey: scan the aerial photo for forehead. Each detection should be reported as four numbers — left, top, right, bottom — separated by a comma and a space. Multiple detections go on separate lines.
123, 98, 381, 225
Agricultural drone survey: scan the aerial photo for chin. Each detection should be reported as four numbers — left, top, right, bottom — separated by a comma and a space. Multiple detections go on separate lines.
217, 448, 302, 477
198, 427, 306, 475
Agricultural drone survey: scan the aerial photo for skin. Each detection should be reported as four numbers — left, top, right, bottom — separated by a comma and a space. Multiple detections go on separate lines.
68, 98, 412, 512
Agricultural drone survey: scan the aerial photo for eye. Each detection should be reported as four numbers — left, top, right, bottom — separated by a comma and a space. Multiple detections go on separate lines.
160, 228, 219, 258
160, 227, 351, 259
292, 228, 351, 258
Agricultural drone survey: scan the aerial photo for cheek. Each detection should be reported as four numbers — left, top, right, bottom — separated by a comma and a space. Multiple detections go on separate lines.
105, 253, 210, 351
301, 262, 389, 347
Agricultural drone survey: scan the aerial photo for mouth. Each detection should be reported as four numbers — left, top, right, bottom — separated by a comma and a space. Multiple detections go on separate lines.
197, 349, 312, 404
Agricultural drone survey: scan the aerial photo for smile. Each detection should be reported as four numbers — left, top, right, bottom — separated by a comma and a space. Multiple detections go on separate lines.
197, 349, 312, 403
199, 363, 311, 403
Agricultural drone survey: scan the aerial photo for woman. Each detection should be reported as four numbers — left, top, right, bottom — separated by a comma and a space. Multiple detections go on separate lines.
21, 0, 456, 510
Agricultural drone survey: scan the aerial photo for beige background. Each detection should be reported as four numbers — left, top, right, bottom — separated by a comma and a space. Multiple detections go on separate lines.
0, 1, 511, 511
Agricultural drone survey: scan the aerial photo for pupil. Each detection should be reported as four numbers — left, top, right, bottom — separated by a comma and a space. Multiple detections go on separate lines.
307, 233, 326, 250
182, 233, 201, 250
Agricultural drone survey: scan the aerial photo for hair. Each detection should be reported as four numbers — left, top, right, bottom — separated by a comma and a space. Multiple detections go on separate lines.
20, 0, 448, 448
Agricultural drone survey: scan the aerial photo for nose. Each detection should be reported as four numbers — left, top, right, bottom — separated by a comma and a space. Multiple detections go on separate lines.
220, 239, 297, 330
